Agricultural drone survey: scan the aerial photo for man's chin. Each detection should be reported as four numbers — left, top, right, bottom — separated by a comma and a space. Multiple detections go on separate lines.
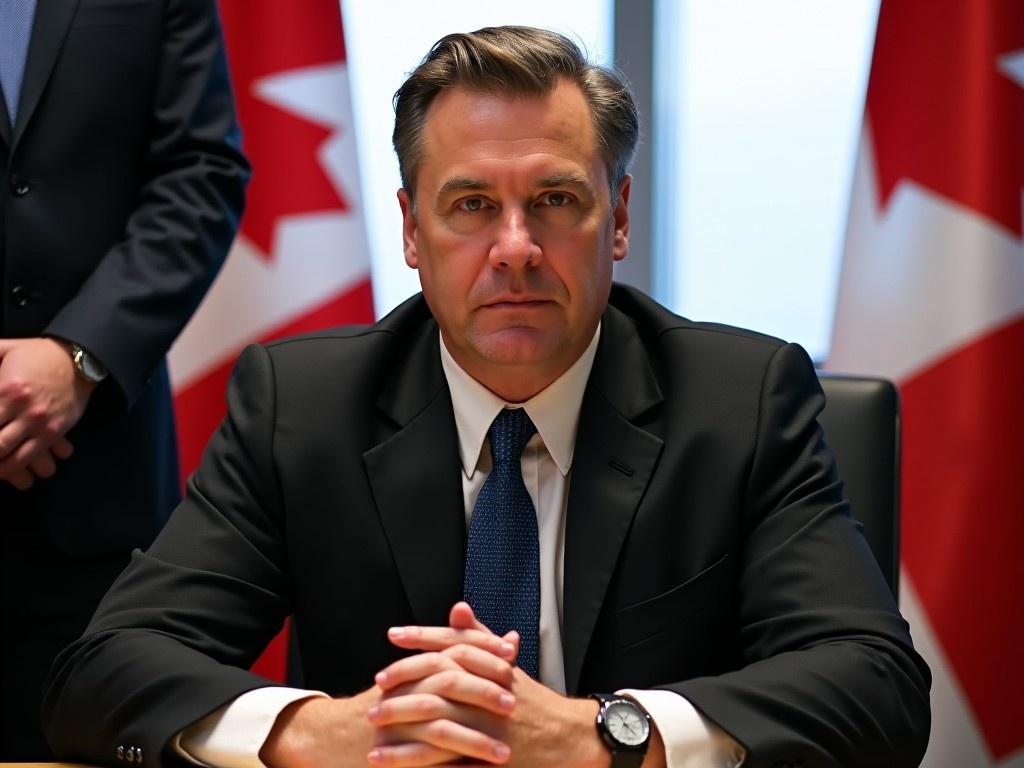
469, 327, 562, 367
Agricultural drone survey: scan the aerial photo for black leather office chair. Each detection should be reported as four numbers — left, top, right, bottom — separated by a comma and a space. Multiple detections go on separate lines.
816, 374, 900, 598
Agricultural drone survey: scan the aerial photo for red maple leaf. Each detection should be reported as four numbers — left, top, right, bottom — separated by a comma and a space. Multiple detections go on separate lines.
218, 0, 350, 257
866, 0, 1024, 237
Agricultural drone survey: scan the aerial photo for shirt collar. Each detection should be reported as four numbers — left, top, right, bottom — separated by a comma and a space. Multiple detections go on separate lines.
439, 325, 601, 479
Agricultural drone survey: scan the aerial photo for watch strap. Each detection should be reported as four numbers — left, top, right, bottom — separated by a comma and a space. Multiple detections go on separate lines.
611, 749, 645, 768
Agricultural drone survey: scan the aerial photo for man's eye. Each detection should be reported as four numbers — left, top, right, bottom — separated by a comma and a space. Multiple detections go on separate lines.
459, 197, 486, 212
542, 192, 572, 207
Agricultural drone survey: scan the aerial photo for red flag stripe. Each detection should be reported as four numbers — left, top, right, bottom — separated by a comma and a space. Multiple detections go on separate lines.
900, 316, 1024, 760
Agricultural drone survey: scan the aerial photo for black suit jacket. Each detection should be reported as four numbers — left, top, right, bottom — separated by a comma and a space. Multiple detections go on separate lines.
44, 286, 931, 767
0, 0, 248, 554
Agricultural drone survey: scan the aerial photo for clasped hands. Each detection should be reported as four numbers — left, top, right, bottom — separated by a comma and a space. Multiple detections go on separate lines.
262, 602, 624, 768
0, 337, 95, 490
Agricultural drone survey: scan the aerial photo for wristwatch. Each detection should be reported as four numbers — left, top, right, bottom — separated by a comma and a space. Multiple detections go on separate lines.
70, 343, 108, 384
590, 693, 651, 768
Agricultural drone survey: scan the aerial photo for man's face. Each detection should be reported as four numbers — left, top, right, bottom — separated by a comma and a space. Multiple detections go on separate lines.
399, 80, 630, 401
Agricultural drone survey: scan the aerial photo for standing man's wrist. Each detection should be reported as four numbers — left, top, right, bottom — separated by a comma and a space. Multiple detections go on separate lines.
45, 337, 102, 400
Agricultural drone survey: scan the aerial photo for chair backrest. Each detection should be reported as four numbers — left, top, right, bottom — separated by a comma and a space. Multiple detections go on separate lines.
816, 374, 900, 597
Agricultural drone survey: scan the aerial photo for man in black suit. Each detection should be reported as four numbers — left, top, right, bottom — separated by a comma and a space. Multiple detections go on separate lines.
0, 0, 247, 759
43, 26, 929, 768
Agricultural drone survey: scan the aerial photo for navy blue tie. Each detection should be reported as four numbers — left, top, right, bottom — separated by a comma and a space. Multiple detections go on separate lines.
464, 408, 540, 679
0, 0, 38, 123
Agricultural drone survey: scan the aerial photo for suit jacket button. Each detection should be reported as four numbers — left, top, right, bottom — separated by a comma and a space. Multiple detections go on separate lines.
136, 746, 144, 764
10, 285, 29, 307
116, 745, 125, 760
9, 174, 30, 196
126, 745, 135, 763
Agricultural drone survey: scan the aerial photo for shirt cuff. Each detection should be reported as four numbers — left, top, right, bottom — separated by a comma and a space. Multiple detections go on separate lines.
174, 687, 328, 768
619, 689, 746, 768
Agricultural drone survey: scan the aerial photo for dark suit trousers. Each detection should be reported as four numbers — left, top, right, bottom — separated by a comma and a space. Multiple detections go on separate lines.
1, 489, 130, 760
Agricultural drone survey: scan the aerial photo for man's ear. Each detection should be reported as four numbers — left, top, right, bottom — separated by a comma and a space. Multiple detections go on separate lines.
612, 175, 631, 262
398, 188, 418, 268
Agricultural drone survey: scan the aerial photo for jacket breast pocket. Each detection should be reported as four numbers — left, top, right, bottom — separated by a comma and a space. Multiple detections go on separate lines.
615, 554, 729, 648
71, 0, 155, 31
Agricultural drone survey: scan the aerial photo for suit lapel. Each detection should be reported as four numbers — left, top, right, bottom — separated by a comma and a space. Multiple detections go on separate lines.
363, 321, 466, 628
12, 0, 80, 150
562, 308, 664, 694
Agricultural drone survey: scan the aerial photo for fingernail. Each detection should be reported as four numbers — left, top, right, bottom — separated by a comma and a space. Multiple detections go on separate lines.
493, 743, 510, 760
500, 641, 515, 656
367, 705, 380, 720
499, 693, 515, 710
388, 626, 405, 639
375, 671, 388, 685
367, 748, 382, 764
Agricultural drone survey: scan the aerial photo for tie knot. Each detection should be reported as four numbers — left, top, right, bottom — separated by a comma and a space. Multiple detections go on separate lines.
488, 408, 537, 464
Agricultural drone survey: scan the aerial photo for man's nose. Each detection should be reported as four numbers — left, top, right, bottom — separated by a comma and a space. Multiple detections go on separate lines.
488, 209, 541, 269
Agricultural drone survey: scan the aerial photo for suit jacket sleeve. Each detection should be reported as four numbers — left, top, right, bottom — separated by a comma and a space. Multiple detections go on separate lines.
666, 342, 931, 767
44, 0, 249, 406
43, 345, 290, 767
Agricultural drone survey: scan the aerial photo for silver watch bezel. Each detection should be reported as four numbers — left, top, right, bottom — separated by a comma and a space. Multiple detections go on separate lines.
591, 693, 652, 761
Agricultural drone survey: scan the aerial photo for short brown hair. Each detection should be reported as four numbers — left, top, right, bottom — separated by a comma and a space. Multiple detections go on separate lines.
393, 26, 639, 200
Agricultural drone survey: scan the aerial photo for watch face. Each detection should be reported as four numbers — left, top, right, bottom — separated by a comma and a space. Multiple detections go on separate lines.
75, 348, 107, 382
605, 701, 650, 747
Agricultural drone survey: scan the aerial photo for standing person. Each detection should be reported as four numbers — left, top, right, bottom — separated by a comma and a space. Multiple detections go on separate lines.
44, 27, 928, 768
0, 0, 248, 759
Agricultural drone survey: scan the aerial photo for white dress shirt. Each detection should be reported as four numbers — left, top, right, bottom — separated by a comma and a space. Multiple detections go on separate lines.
177, 326, 744, 768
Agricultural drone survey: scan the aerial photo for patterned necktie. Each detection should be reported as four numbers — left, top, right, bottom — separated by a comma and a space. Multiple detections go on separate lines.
464, 408, 541, 679
0, 0, 37, 123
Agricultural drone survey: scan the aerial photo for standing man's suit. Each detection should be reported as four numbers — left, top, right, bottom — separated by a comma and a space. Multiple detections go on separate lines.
44, 285, 931, 767
0, 0, 247, 758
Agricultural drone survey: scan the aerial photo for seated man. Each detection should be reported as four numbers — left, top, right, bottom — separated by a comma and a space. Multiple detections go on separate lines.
43, 25, 930, 768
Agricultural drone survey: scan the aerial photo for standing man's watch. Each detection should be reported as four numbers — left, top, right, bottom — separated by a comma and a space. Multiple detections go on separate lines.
590, 693, 652, 768
70, 343, 108, 384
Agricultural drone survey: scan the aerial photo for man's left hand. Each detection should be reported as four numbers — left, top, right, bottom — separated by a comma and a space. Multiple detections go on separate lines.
373, 602, 612, 767
0, 338, 93, 489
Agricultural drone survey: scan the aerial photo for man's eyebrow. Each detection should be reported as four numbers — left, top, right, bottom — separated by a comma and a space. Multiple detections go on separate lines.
435, 172, 594, 198
437, 177, 490, 196
536, 172, 592, 189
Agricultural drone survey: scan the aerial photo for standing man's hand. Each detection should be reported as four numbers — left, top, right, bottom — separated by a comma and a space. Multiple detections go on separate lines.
0, 338, 93, 489
373, 602, 643, 768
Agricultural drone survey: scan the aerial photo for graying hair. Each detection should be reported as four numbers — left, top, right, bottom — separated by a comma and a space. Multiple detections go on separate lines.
393, 26, 639, 200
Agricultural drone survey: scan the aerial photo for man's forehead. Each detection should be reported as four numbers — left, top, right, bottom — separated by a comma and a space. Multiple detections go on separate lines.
425, 83, 592, 144
415, 83, 603, 191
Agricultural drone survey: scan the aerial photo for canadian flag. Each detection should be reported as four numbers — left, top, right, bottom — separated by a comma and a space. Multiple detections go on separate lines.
827, 1, 1023, 765
168, 1, 374, 680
